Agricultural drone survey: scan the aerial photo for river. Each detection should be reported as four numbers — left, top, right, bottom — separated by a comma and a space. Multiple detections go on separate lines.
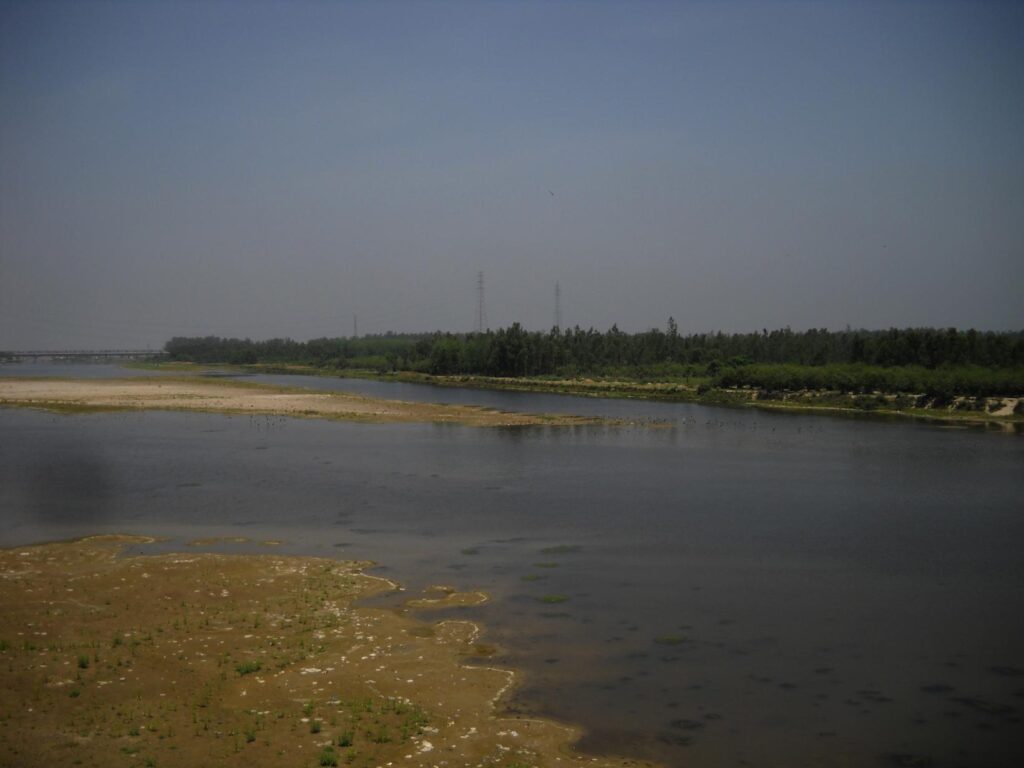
1, 362, 1022, 766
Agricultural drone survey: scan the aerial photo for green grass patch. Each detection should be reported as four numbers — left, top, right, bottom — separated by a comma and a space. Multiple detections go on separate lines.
234, 660, 261, 676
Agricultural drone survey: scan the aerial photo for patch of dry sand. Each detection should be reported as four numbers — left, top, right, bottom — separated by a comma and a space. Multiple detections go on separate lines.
0, 377, 608, 427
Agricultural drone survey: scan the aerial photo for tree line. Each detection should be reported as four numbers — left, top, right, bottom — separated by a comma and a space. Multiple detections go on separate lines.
164, 325, 1024, 396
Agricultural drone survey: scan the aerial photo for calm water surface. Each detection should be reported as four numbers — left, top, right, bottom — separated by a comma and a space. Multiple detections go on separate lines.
0, 361, 169, 378
2, 363, 1022, 767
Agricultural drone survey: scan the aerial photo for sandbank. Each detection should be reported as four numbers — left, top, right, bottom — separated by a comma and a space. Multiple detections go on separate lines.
0, 535, 654, 768
0, 377, 608, 427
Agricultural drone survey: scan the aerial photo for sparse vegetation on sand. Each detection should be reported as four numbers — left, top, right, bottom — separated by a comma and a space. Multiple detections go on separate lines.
0, 536, 654, 768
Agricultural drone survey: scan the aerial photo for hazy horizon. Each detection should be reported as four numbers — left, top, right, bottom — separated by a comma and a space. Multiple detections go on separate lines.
2, 1, 1022, 350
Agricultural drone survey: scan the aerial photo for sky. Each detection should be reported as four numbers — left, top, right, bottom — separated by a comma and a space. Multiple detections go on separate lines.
1, 0, 1022, 349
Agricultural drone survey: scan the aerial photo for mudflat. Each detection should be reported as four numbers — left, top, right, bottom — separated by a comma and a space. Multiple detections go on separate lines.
0, 377, 607, 427
0, 536, 652, 768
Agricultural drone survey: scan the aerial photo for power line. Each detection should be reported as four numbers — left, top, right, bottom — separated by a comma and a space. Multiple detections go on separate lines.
475, 271, 487, 333
554, 280, 562, 331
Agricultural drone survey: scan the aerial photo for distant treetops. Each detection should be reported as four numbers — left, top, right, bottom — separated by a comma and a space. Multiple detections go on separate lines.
165, 325, 1024, 380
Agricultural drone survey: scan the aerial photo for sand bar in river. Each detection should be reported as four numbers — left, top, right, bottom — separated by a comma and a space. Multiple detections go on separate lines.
0, 376, 608, 427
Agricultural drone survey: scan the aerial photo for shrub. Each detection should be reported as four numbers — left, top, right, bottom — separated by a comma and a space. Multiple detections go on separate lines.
235, 660, 261, 676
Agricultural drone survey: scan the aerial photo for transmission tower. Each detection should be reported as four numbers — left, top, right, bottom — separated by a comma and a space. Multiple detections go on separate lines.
554, 280, 562, 330
475, 271, 487, 332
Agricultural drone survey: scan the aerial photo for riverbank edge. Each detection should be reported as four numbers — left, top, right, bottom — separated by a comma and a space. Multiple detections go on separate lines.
0, 534, 657, 768
134, 361, 1024, 429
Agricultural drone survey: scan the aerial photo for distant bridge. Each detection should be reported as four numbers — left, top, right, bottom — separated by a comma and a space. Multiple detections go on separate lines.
3, 350, 162, 360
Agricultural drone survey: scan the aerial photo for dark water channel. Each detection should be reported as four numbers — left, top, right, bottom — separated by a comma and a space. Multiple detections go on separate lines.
2, 363, 1023, 767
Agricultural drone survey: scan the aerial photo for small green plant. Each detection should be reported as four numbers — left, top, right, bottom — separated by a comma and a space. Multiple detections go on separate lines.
537, 594, 569, 604
319, 746, 339, 766
77, 654, 90, 669
337, 731, 353, 747
235, 660, 261, 676
68, 688, 81, 698
310, 719, 322, 734
654, 635, 688, 645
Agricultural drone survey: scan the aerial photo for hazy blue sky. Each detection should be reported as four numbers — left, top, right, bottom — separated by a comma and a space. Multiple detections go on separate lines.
1, 0, 1022, 348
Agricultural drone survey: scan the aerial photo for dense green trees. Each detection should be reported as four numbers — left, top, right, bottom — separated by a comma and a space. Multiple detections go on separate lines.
164, 325, 1024, 395
164, 334, 429, 370
714, 363, 1024, 398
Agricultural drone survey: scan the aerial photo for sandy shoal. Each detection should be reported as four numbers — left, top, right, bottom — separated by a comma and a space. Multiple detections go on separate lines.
0, 535, 653, 768
0, 377, 606, 427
